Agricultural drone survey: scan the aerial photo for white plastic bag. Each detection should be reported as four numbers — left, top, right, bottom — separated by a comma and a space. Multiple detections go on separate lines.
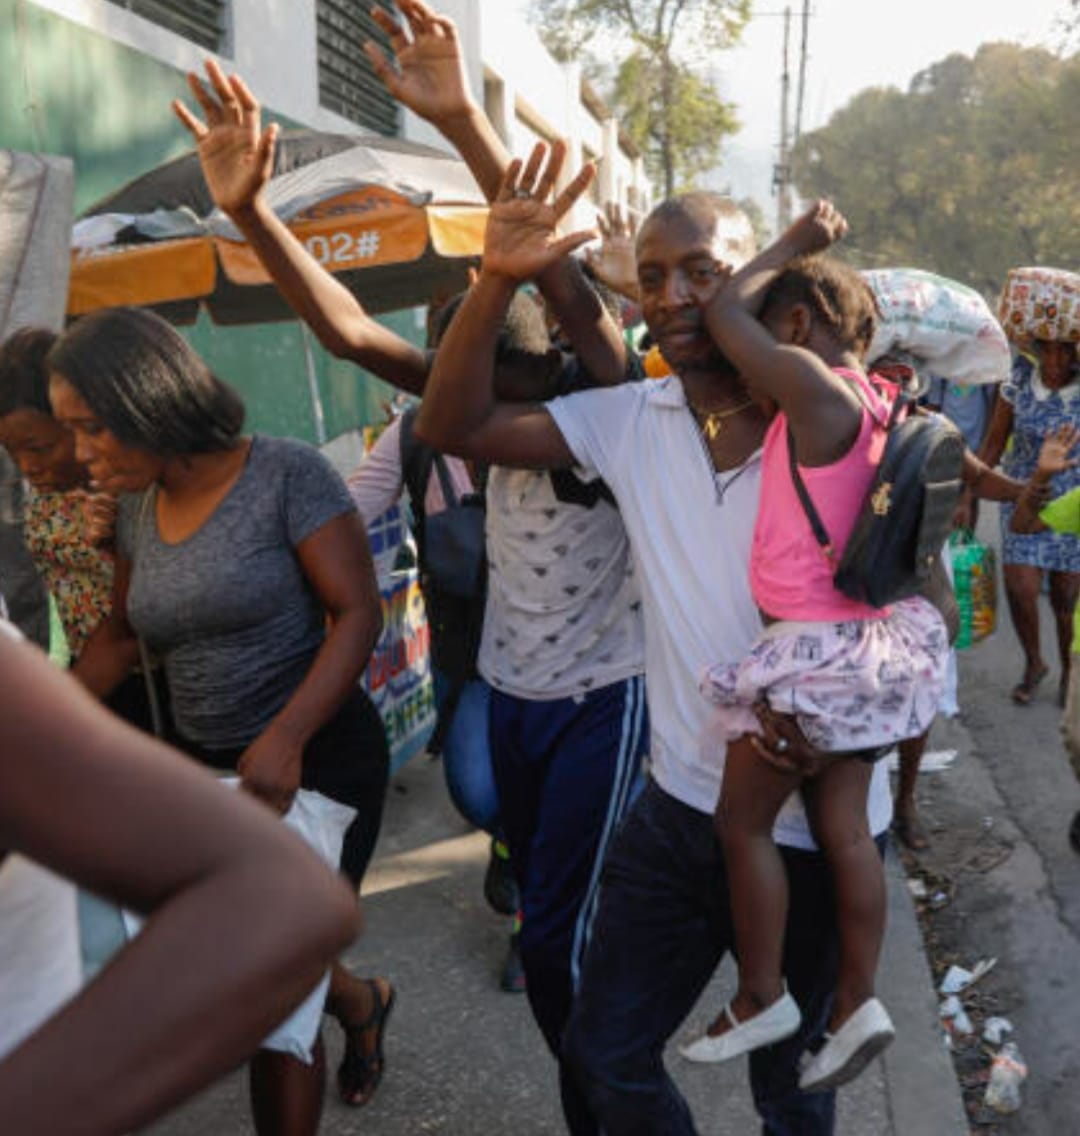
123, 782, 356, 1064
865, 269, 1011, 386
0, 856, 81, 1061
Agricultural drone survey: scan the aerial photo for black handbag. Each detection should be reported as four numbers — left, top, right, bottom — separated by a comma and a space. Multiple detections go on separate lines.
420, 458, 487, 599
788, 390, 965, 609
398, 409, 488, 752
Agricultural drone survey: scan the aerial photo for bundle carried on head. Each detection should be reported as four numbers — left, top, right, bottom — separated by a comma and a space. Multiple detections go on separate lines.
998, 266, 1080, 345
864, 268, 1010, 387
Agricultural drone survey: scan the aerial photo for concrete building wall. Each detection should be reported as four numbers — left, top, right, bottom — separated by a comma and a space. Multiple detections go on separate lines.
478, 2, 649, 227
7, 0, 650, 446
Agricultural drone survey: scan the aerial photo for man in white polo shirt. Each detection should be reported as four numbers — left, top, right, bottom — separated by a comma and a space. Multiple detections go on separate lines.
417, 175, 892, 1134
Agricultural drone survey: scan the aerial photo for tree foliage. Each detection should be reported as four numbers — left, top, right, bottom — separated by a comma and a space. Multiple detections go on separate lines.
1066, 0, 1080, 49
791, 44, 1080, 296
531, 0, 750, 198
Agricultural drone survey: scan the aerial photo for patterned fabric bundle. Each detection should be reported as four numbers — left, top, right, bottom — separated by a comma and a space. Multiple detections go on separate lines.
998, 266, 1080, 345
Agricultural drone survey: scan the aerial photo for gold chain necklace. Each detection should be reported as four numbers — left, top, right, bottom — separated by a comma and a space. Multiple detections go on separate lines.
689, 398, 754, 440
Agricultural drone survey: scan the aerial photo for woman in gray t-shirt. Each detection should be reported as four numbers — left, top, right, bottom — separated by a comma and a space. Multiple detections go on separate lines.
48, 308, 395, 1128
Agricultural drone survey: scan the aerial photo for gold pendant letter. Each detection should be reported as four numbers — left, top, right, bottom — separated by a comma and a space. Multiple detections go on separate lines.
870, 482, 892, 516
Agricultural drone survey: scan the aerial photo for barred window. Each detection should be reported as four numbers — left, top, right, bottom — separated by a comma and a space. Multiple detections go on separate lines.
317, 0, 400, 134
105, 0, 228, 51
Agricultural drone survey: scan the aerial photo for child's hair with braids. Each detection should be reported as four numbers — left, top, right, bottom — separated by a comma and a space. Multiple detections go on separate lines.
760, 255, 880, 359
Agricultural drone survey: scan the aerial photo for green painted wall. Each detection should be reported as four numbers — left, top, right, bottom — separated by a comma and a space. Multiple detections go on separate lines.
0, 0, 421, 442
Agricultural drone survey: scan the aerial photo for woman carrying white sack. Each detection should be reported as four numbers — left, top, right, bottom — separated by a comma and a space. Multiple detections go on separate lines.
864, 269, 1022, 848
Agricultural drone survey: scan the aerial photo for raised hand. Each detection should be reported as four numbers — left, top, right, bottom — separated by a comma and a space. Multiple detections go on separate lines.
1036, 423, 1080, 477
80, 492, 118, 549
172, 60, 277, 217
783, 199, 849, 257
365, 0, 473, 124
482, 141, 597, 283
584, 201, 640, 300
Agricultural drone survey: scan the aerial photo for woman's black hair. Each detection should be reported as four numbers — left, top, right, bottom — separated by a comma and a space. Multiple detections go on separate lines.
761, 255, 880, 357
0, 328, 58, 418
47, 307, 245, 456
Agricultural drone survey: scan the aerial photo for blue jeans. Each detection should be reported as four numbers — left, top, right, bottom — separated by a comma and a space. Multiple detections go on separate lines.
433, 669, 499, 834
564, 779, 856, 1136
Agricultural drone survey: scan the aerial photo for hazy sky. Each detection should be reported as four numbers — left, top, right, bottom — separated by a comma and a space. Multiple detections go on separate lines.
512, 0, 1073, 217
714, 0, 1072, 218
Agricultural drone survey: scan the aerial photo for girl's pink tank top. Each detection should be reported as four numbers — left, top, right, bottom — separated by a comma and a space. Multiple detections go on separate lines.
750, 368, 895, 621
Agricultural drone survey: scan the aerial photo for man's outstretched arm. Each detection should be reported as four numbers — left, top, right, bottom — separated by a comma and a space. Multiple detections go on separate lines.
174, 61, 428, 394
367, 0, 627, 386
416, 145, 594, 468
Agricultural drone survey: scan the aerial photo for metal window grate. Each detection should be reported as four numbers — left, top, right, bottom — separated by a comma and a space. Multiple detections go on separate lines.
105, 0, 227, 51
317, 0, 399, 134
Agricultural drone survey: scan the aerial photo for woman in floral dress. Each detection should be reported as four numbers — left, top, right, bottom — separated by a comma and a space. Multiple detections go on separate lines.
0, 328, 161, 728
979, 340, 1080, 705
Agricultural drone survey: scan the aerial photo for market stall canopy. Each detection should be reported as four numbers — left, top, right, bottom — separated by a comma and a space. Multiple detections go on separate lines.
67, 129, 488, 324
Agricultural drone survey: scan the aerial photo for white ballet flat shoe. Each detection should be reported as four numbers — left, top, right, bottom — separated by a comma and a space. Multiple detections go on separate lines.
797, 998, 895, 1092
679, 991, 802, 1064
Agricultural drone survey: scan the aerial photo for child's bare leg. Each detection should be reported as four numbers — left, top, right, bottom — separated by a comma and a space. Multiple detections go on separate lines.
802, 758, 883, 1030
710, 733, 803, 1033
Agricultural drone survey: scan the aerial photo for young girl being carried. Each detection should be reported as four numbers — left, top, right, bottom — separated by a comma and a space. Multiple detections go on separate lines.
679, 202, 949, 1091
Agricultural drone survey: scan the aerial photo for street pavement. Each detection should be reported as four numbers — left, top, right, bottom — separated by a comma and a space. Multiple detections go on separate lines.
900, 505, 1080, 1133
152, 749, 967, 1134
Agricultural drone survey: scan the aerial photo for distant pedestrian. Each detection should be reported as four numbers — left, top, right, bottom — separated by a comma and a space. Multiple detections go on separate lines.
1009, 422, 1080, 853
979, 339, 1080, 707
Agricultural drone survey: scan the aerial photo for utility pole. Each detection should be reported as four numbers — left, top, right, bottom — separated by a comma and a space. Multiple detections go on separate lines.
773, 5, 793, 233
794, 0, 811, 144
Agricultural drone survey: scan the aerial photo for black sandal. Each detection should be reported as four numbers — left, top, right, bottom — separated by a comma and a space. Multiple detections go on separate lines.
337, 978, 396, 1108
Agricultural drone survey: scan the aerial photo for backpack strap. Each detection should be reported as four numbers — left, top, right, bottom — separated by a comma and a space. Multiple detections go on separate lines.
430, 450, 461, 511
398, 406, 436, 531
786, 427, 835, 561
786, 383, 913, 563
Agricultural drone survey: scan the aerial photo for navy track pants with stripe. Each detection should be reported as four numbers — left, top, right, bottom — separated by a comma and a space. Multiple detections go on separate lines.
490, 674, 647, 1136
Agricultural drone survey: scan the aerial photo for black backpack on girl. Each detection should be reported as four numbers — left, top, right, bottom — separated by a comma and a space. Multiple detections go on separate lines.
787, 386, 965, 610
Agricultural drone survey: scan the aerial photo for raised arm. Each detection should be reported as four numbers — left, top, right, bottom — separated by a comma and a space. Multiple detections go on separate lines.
1010, 424, 1080, 534
0, 631, 358, 1135
173, 62, 428, 395
366, 0, 627, 385
584, 202, 641, 302
415, 145, 594, 467
703, 200, 860, 464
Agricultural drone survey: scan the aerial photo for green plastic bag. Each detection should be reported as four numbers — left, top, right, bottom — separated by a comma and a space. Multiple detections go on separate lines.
950, 531, 997, 648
